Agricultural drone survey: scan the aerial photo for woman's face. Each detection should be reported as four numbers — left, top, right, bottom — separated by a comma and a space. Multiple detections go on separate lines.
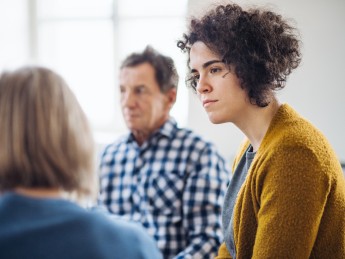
189, 41, 251, 125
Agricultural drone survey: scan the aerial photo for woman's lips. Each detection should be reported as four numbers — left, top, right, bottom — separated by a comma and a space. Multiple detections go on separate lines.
203, 99, 217, 108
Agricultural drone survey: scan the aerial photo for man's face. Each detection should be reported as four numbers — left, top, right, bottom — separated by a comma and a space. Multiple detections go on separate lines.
119, 62, 175, 137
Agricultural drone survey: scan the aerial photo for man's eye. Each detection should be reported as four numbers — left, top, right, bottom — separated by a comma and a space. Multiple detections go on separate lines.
135, 87, 146, 94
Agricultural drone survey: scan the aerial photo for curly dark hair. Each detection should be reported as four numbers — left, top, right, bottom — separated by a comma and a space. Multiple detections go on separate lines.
177, 3, 302, 107
121, 45, 179, 93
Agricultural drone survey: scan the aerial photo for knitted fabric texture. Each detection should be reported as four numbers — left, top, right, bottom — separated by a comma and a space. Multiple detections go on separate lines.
216, 104, 345, 259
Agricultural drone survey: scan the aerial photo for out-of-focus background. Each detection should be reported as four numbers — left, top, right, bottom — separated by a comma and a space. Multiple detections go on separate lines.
1, 0, 344, 168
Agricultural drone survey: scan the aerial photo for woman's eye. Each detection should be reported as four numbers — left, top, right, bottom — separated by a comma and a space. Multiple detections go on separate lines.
192, 75, 199, 88
210, 67, 221, 74
193, 74, 200, 81
187, 74, 199, 90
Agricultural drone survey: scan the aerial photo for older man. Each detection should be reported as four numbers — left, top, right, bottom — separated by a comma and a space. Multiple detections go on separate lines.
98, 46, 229, 259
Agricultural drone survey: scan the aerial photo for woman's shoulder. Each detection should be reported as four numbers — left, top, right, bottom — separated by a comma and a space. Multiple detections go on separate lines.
263, 104, 332, 151
257, 104, 341, 177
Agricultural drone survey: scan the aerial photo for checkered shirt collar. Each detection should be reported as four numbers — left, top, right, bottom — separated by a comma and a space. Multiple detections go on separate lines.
126, 117, 177, 144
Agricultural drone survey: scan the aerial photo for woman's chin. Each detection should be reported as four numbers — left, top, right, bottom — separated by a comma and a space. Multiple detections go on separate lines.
207, 113, 226, 124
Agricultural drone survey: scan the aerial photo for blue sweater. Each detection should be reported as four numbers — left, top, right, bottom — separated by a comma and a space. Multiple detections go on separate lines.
0, 192, 162, 259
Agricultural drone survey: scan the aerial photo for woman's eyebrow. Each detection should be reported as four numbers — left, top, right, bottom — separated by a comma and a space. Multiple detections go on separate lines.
202, 60, 223, 69
191, 59, 224, 73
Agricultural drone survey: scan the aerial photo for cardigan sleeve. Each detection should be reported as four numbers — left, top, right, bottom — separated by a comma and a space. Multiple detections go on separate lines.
251, 144, 332, 258
215, 243, 232, 259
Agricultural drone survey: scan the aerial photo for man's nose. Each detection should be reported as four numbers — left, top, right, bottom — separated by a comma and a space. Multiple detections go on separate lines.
122, 92, 136, 107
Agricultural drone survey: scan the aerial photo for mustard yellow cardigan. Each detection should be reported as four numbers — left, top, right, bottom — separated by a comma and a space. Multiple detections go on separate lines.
216, 104, 345, 259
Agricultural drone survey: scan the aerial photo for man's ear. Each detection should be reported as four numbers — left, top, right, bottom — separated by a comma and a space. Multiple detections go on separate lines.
166, 88, 177, 107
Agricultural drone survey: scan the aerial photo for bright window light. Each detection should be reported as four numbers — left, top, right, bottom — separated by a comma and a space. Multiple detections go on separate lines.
32, 0, 189, 146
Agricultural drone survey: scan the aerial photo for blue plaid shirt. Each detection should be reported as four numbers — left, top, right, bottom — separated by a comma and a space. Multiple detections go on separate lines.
98, 118, 230, 259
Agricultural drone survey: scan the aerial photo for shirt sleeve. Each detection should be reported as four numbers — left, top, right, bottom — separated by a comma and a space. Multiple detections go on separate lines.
175, 144, 230, 259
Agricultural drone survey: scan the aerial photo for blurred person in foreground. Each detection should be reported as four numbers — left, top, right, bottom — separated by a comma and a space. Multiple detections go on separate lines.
178, 3, 345, 258
0, 66, 162, 259
98, 46, 230, 259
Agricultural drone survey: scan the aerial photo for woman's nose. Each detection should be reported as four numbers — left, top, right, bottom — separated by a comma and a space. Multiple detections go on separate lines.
196, 75, 212, 94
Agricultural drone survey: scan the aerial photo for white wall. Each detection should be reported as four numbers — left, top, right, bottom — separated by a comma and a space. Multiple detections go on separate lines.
185, 0, 345, 164
0, 0, 30, 70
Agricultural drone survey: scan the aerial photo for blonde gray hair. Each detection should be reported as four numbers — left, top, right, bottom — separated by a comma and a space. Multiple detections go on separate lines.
0, 66, 96, 200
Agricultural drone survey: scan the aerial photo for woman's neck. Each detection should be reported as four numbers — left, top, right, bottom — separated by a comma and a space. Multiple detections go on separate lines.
237, 98, 281, 152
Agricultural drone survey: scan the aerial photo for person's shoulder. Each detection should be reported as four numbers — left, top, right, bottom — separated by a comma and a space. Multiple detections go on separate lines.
107, 218, 151, 240
168, 120, 224, 158
102, 135, 129, 152
261, 105, 341, 176
67, 209, 162, 258
73, 210, 145, 244
175, 126, 213, 146
84, 212, 149, 239
265, 104, 329, 149
99, 134, 132, 163
89, 215, 162, 258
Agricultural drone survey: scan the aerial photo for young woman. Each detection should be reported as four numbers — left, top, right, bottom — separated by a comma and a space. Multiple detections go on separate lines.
0, 66, 162, 259
178, 3, 345, 258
